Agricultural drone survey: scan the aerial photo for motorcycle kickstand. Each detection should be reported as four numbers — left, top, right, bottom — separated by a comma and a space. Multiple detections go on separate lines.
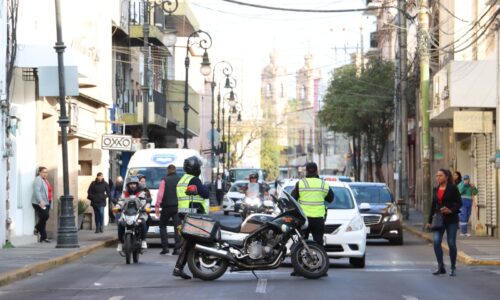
251, 270, 259, 280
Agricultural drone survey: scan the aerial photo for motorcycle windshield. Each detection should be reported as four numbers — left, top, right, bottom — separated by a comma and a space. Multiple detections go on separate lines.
280, 191, 306, 220
123, 199, 139, 216
246, 182, 260, 198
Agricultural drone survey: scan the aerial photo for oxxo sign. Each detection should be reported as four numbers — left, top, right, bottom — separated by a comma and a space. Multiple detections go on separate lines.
101, 134, 133, 151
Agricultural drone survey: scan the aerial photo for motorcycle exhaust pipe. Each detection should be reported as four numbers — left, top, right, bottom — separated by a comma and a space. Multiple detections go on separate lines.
194, 244, 236, 263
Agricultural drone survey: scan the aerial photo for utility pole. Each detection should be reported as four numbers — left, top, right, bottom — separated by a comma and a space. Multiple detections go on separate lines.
418, 0, 432, 226
398, 0, 409, 216
141, 0, 150, 149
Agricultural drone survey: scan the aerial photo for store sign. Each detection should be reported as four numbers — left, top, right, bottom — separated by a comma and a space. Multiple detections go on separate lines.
101, 134, 132, 151
453, 111, 493, 133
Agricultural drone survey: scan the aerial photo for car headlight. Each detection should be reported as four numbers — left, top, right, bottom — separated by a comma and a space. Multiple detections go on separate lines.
346, 216, 364, 232
383, 214, 399, 222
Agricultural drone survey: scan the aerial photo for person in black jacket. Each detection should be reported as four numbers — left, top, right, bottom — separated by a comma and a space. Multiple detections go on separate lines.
87, 172, 110, 233
426, 168, 462, 277
155, 164, 181, 255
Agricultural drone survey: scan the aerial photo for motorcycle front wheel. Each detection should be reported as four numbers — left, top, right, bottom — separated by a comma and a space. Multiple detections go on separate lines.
187, 248, 228, 281
291, 242, 328, 279
124, 234, 133, 264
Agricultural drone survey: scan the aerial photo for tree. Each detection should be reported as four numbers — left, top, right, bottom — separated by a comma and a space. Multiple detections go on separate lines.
260, 128, 280, 180
320, 58, 394, 182
227, 119, 263, 168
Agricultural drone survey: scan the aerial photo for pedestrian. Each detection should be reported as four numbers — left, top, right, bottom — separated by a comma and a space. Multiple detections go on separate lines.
155, 164, 182, 255
87, 172, 110, 233
453, 171, 462, 185
290, 162, 333, 277
216, 175, 224, 205
172, 156, 210, 280
426, 169, 462, 277
32, 166, 53, 243
109, 176, 124, 223
457, 174, 478, 237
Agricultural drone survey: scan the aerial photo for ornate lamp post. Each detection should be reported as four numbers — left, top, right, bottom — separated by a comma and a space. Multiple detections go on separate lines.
183, 30, 212, 149
227, 102, 242, 169
221, 90, 236, 175
54, 0, 78, 248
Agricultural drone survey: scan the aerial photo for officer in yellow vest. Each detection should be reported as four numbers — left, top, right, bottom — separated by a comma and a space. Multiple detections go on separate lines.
291, 162, 334, 246
172, 156, 209, 280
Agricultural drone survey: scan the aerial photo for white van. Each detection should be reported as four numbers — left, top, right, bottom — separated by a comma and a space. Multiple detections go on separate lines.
124, 148, 208, 238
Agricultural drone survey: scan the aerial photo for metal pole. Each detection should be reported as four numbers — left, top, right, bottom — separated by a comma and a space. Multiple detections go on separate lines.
228, 115, 231, 168
211, 80, 216, 183
183, 50, 190, 149
54, 0, 78, 248
221, 107, 225, 174
141, 0, 150, 149
419, 0, 432, 226
399, 0, 409, 217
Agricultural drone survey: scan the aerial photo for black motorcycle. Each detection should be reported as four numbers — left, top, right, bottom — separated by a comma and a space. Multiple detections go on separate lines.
181, 191, 329, 280
116, 196, 149, 264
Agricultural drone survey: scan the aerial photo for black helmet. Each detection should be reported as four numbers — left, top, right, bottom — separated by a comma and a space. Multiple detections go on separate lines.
249, 172, 259, 181
183, 156, 202, 177
305, 162, 318, 175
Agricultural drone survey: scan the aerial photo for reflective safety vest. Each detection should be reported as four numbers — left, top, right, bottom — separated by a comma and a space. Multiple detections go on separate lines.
176, 174, 207, 213
298, 178, 330, 218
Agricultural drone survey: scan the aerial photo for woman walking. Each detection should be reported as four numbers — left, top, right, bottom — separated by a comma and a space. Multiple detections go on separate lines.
32, 167, 53, 243
427, 169, 462, 276
87, 172, 110, 233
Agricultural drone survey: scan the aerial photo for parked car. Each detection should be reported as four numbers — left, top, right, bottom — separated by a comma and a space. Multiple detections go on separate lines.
222, 180, 248, 215
321, 175, 353, 183
348, 182, 404, 245
280, 179, 367, 267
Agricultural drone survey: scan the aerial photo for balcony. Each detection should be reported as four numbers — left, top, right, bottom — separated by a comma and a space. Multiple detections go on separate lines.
121, 89, 174, 129
430, 60, 496, 124
166, 80, 201, 138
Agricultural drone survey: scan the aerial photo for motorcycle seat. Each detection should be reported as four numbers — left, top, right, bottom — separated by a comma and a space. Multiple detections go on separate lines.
219, 223, 241, 233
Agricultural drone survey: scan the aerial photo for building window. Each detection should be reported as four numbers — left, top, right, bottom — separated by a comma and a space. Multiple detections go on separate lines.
265, 83, 272, 98
280, 83, 284, 98
300, 85, 306, 100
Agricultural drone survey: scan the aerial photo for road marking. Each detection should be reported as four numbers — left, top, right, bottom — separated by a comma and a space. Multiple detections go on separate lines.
94, 282, 102, 286
255, 279, 267, 294
108, 297, 124, 300
402, 295, 419, 300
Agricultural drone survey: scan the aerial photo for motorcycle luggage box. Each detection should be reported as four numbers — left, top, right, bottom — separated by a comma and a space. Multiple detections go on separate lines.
181, 214, 220, 243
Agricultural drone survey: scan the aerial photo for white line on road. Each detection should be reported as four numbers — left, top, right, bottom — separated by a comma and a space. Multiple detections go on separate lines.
255, 279, 267, 294
402, 295, 419, 300
108, 297, 124, 300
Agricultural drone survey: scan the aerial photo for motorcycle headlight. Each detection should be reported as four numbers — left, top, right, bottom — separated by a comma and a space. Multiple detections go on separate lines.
383, 214, 399, 222
125, 216, 134, 226
346, 216, 364, 232
245, 197, 261, 206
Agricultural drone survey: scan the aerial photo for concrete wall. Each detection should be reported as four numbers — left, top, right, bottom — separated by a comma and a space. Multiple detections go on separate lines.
0, 0, 7, 246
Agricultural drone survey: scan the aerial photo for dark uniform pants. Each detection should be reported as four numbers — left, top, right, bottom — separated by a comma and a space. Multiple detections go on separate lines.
305, 217, 325, 245
160, 207, 181, 250
175, 240, 195, 270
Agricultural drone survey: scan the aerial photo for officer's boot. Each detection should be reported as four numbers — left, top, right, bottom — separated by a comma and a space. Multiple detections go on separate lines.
172, 268, 191, 280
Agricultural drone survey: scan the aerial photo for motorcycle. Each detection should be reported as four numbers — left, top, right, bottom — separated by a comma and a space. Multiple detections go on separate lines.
240, 183, 275, 220
115, 195, 150, 264
181, 191, 329, 281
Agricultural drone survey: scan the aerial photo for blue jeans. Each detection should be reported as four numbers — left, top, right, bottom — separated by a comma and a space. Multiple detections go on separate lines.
433, 222, 458, 268
93, 206, 105, 230
459, 198, 472, 234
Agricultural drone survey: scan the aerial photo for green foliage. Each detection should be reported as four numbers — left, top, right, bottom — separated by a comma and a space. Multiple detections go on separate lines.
3, 241, 15, 248
260, 130, 280, 180
77, 199, 90, 216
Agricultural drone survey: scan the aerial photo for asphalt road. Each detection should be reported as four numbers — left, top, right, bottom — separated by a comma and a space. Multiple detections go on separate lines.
1, 213, 500, 300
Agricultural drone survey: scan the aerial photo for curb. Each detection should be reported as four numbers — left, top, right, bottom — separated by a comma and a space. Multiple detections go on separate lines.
0, 237, 118, 287
209, 206, 221, 212
403, 224, 500, 266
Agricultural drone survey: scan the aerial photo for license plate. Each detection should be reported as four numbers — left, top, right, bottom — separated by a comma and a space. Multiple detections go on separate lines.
178, 208, 197, 213
366, 227, 371, 234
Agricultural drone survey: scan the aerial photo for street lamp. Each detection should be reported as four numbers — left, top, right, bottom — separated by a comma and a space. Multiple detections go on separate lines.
210, 61, 233, 186
141, 0, 178, 149
227, 102, 242, 169
221, 90, 237, 174
54, 0, 78, 248
183, 30, 212, 149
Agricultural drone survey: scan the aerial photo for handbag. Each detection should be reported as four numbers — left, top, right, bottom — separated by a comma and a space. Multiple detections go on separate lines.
431, 211, 444, 231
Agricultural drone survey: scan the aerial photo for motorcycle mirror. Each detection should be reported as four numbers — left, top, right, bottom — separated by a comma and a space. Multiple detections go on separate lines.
186, 185, 198, 196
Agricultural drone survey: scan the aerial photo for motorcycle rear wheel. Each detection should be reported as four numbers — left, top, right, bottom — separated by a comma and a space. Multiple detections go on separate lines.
124, 234, 132, 264
187, 248, 228, 281
291, 243, 328, 279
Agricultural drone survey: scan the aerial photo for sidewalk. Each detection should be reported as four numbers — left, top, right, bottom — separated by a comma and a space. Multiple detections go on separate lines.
404, 209, 500, 265
0, 226, 117, 287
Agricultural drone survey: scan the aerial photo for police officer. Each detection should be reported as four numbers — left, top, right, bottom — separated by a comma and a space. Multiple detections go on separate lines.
172, 156, 209, 280
155, 164, 181, 255
291, 162, 333, 246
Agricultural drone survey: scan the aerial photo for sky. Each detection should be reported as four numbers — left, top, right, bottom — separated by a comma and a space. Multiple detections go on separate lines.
189, 0, 376, 113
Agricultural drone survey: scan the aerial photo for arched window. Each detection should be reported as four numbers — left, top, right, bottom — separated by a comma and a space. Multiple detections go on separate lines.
300, 85, 306, 100
265, 83, 272, 98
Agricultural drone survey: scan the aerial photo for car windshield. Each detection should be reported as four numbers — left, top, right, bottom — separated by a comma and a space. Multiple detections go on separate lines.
230, 182, 248, 192
126, 167, 185, 189
327, 187, 355, 209
349, 185, 393, 204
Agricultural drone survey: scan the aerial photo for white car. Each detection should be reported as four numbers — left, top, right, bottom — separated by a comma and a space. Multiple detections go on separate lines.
222, 180, 248, 215
280, 179, 367, 268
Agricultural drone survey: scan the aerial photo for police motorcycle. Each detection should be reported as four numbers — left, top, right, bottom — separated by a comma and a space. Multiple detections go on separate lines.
114, 195, 151, 264
180, 190, 329, 281
239, 182, 276, 220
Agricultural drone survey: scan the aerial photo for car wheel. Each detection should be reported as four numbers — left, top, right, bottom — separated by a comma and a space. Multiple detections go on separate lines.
389, 235, 404, 246
349, 255, 365, 268
223, 211, 229, 216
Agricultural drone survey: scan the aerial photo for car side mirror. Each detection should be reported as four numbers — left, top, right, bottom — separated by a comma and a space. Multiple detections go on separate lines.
359, 203, 371, 211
